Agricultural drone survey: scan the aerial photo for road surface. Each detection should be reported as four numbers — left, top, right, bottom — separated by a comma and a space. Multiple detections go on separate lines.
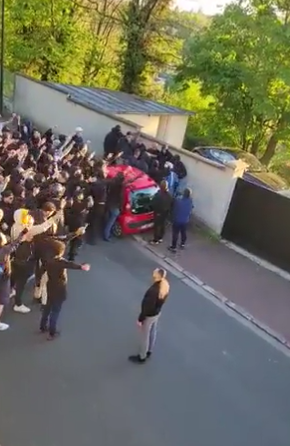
0, 238, 290, 446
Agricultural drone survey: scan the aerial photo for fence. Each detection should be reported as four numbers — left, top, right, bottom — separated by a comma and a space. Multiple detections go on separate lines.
222, 178, 290, 272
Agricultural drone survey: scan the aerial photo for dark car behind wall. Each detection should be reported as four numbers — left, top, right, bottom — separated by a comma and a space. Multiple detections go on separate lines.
192, 146, 286, 191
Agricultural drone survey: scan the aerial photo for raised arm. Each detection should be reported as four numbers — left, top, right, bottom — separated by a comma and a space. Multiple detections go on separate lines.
1, 231, 26, 257
58, 259, 90, 271
26, 212, 61, 238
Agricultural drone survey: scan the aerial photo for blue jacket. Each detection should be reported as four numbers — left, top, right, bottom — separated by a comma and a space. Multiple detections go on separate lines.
172, 196, 193, 224
166, 171, 179, 195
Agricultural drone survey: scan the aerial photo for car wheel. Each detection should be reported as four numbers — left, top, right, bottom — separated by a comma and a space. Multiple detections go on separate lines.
112, 221, 123, 237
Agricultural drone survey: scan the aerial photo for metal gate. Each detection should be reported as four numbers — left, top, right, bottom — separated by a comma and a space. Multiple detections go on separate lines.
222, 178, 290, 272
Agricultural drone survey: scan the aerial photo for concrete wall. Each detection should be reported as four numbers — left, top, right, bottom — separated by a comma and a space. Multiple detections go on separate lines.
157, 115, 188, 148
118, 114, 189, 148
118, 114, 160, 138
13, 74, 243, 234
14, 74, 189, 153
140, 134, 246, 234
14, 75, 140, 156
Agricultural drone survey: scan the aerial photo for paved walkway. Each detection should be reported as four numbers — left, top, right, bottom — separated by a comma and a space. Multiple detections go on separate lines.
138, 229, 290, 345
1, 239, 290, 446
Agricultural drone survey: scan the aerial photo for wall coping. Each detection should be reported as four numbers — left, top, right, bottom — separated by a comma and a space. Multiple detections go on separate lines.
139, 131, 226, 170
139, 132, 248, 175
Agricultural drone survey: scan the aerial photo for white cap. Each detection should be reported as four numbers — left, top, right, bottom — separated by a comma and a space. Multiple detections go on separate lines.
165, 161, 173, 169
52, 139, 61, 147
75, 126, 83, 133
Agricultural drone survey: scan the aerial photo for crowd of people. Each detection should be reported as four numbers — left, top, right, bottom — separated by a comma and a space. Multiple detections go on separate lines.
0, 116, 191, 346
103, 125, 187, 193
103, 125, 193, 250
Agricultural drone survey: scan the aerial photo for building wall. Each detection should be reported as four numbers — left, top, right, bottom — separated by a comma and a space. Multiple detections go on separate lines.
14, 75, 139, 156
118, 114, 160, 138
140, 134, 246, 234
14, 75, 238, 233
118, 114, 189, 148
164, 115, 188, 148
170, 150, 238, 234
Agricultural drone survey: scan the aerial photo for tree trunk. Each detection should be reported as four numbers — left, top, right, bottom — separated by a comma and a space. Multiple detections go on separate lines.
120, 0, 170, 95
259, 133, 278, 166
40, 59, 50, 82
249, 139, 260, 155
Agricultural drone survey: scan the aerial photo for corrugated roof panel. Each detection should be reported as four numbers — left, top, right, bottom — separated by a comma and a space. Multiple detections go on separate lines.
43, 82, 194, 116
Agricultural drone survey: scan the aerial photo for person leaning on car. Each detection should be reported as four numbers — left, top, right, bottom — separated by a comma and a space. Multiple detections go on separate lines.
150, 180, 173, 245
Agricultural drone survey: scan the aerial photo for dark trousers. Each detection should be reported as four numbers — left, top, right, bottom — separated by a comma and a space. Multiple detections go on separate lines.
153, 213, 167, 242
35, 257, 42, 288
68, 236, 83, 261
11, 261, 34, 306
86, 205, 105, 245
40, 299, 63, 336
171, 223, 187, 248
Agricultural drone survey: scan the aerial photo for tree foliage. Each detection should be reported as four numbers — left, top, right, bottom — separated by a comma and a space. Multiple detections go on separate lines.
4, 0, 204, 96
177, 0, 290, 165
119, 0, 183, 96
5, 0, 290, 181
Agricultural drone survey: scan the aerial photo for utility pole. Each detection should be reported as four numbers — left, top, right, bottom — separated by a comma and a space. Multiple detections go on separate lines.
0, 0, 5, 116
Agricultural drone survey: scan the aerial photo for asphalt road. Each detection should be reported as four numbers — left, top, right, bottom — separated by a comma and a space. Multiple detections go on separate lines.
0, 238, 290, 446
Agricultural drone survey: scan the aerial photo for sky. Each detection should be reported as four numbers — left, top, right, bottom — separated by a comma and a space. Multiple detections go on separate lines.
175, 0, 232, 15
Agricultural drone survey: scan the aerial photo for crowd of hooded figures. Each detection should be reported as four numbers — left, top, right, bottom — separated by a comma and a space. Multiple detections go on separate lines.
0, 115, 193, 363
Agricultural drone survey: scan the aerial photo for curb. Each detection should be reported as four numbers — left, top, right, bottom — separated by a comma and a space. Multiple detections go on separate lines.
133, 235, 290, 350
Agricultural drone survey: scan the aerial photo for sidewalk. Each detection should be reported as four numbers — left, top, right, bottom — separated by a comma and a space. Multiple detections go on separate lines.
136, 228, 290, 346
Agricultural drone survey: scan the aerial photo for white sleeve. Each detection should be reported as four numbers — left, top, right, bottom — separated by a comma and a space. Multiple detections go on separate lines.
27, 219, 55, 237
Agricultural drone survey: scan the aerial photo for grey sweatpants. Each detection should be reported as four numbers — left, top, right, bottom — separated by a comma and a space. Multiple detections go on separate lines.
139, 315, 160, 360
39, 272, 48, 305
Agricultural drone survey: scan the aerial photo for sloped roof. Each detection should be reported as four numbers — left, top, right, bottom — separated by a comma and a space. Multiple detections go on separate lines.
43, 82, 194, 116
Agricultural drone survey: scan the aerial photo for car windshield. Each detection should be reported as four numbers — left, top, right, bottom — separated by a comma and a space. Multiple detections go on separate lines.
209, 149, 236, 164
130, 186, 159, 214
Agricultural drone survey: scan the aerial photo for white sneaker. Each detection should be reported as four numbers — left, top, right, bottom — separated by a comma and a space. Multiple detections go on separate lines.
10, 289, 16, 298
0, 322, 9, 331
13, 304, 31, 314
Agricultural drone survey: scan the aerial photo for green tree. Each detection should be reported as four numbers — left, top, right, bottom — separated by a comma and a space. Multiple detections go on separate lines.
5, 0, 86, 82
177, 0, 290, 165
165, 8, 211, 40
120, 0, 178, 96
164, 80, 215, 146
79, 0, 122, 88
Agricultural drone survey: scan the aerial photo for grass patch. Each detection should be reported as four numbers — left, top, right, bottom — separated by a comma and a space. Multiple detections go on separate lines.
190, 218, 221, 242
196, 225, 221, 242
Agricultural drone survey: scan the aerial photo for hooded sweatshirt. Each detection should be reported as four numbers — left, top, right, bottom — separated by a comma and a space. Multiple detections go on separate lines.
11, 209, 58, 239
172, 196, 193, 225
11, 209, 59, 262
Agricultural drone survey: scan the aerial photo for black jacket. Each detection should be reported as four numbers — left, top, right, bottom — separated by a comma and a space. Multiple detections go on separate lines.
65, 200, 89, 231
13, 240, 34, 264
106, 177, 124, 210
152, 190, 172, 215
0, 202, 16, 232
103, 130, 122, 157
174, 160, 187, 180
157, 149, 173, 168
90, 179, 108, 206
117, 137, 133, 160
148, 167, 166, 185
41, 257, 82, 302
138, 281, 168, 322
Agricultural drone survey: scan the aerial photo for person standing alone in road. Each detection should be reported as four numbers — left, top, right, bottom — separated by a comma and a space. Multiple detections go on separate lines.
129, 268, 170, 364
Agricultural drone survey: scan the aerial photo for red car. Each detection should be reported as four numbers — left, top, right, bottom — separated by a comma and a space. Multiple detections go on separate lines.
107, 164, 159, 236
